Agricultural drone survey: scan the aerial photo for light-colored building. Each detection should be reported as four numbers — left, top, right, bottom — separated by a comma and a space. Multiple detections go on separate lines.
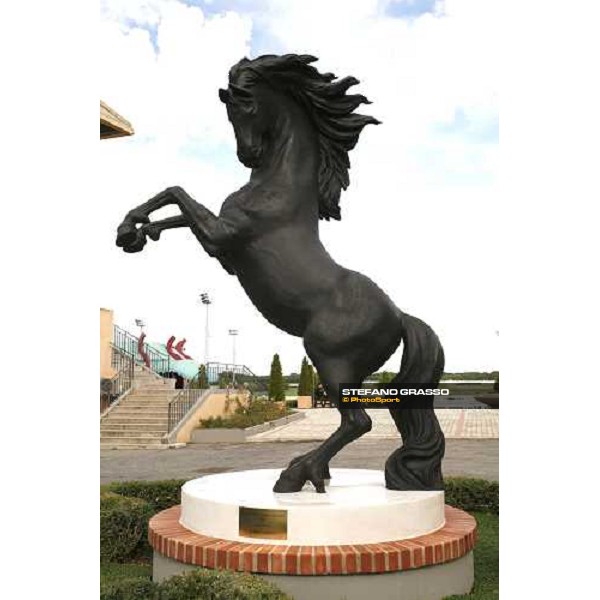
100, 308, 115, 379
100, 100, 134, 139
100, 101, 132, 379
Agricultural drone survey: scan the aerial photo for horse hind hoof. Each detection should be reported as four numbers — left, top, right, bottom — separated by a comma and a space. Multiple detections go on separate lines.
273, 474, 305, 493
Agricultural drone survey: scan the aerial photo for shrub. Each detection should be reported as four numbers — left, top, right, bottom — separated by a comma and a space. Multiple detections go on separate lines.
100, 569, 292, 600
100, 492, 153, 563
199, 397, 290, 429
444, 477, 499, 515
100, 577, 158, 600
159, 569, 292, 600
100, 563, 153, 586
102, 480, 186, 513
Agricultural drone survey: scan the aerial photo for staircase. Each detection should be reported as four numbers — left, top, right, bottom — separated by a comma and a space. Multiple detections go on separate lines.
100, 365, 178, 449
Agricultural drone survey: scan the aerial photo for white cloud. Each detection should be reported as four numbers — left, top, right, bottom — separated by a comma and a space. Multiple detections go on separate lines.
100, 1, 252, 148
100, 0, 166, 29
99, 0, 498, 374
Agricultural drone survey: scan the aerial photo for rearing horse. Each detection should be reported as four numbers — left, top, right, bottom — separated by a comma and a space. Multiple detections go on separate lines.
116, 54, 445, 493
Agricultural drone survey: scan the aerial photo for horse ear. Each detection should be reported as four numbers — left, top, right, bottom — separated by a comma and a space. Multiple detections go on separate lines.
218, 88, 229, 103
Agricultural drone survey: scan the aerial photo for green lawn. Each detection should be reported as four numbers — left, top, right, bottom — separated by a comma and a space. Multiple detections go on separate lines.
101, 513, 498, 599
445, 512, 499, 600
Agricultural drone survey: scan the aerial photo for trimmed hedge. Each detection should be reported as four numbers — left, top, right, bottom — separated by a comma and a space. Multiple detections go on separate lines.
103, 480, 186, 513
100, 568, 292, 600
104, 476, 499, 516
444, 477, 499, 515
100, 492, 153, 563
100, 476, 498, 564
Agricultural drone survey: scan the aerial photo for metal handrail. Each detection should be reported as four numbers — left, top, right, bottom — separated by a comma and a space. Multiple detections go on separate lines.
101, 345, 134, 413
167, 388, 207, 433
208, 361, 256, 376
113, 324, 172, 377
186, 362, 259, 388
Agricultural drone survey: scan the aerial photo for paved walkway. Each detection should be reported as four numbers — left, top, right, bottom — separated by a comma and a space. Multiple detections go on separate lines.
248, 409, 499, 442
101, 438, 498, 484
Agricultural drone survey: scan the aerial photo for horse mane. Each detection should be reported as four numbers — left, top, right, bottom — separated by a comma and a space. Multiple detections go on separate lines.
229, 54, 380, 221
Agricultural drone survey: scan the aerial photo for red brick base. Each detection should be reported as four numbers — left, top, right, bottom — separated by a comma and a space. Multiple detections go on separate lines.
149, 505, 477, 575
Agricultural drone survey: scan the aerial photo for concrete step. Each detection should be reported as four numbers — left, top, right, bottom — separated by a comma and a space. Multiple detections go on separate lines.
113, 404, 170, 411
116, 406, 170, 413
109, 409, 169, 418
101, 442, 167, 450
132, 380, 165, 387
121, 397, 172, 403
129, 390, 179, 397
114, 402, 170, 409
102, 416, 169, 425
124, 394, 173, 399
101, 429, 166, 438
133, 372, 164, 380
134, 378, 175, 386
134, 384, 177, 392
119, 400, 172, 407
129, 389, 175, 394
100, 422, 168, 432
100, 435, 165, 445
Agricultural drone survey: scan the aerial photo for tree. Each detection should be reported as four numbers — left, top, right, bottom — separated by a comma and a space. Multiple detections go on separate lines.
189, 364, 209, 390
268, 353, 286, 401
218, 371, 233, 388
377, 371, 395, 384
197, 364, 208, 390
297, 357, 313, 396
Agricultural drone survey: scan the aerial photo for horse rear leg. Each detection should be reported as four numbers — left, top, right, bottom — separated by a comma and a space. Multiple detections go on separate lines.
273, 357, 371, 493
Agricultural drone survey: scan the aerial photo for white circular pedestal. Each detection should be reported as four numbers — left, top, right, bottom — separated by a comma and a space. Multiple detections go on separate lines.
150, 468, 477, 599
180, 468, 445, 545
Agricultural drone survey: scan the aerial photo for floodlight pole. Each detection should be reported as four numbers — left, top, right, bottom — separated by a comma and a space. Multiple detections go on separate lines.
200, 293, 212, 365
229, 329, 238, 385
135, 319, 145, 336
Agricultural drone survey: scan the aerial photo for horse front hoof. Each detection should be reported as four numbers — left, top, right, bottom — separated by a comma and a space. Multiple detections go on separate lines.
117, 221, 148, 253
289, 452, 332, 481
273, 458, 328, 493
116, 222, 138, 247
123, 238, 147, 253
273, 475, 304, 493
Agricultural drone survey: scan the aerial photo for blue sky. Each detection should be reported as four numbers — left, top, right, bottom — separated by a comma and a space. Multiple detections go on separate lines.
385, 0, 439, 19
100, 0, 499, 373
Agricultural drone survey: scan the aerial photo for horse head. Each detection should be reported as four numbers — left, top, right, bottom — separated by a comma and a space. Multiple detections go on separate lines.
219, 54, 381, 220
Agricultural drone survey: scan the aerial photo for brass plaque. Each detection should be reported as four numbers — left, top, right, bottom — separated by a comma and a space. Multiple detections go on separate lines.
239, 506, 288, 540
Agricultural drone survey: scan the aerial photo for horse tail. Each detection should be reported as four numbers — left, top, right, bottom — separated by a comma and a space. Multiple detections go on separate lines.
385, 312, 445, 490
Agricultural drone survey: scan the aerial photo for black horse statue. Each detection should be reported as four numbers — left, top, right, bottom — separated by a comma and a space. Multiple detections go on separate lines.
116, 54, 445, 493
